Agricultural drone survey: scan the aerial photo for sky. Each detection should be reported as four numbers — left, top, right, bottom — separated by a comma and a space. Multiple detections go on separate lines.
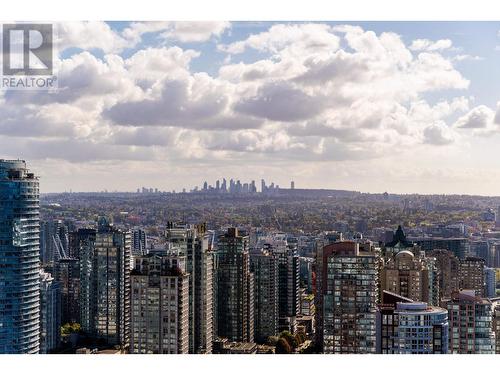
2, 21, 500, 195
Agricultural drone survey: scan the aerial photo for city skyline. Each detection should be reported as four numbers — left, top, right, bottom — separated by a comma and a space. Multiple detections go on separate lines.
2, 21, 500, 195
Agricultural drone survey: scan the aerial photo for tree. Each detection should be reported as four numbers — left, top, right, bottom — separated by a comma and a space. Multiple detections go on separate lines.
275, 338, 292, 354
279, 331, 298, 349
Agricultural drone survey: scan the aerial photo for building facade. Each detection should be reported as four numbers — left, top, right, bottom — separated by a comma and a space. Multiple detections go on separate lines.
381, 250, 439, 306
0, 160, 40, 353
445, 290, 495, 354
79, 218, 131, 348
216, 228, 254, 343
39, 270, 61, 353
250, 249, 279, 343
316, 241, 379, 353
165, 222, 214, 353
378, 291, 448, 354
459, 257, 485, 296
130, 252, 189, 354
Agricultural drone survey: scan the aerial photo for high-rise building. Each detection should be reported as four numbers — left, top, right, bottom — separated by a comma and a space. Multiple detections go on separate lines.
79, 217, 131, 348
429, 249, 460, 301
54, 258, 80, 324
262, 239, 300, 333
316, 241, 379, 353
485, 267, 497, 298
40, 220, 69, 265
445, 290, 495, 354
290, 181, 295, 190
0, 160, 40, 354
378, 291, 448, 354
39, 270, 61, 354
216, 228, 254, 343
130, 252, 189, 354
471, 240, 493, 267
131, 228, 147, 256
409, 237, 469, 260
381, 250, 439, 306
68, 227, 97, 259
459, 257, 485, 296
492, 299, 500, 353
165, 222, 214, 353
250, 249, 279, 343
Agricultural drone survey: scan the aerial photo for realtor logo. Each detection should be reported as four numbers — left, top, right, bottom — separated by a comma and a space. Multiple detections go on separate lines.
1, 23, 57, 90
3, 23, 53, 75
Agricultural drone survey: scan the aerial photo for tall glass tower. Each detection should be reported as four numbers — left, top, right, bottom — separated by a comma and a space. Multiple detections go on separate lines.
0, 160, 40, 353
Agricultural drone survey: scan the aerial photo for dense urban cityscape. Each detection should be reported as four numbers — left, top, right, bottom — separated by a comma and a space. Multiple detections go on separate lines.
2, 159, 500, 354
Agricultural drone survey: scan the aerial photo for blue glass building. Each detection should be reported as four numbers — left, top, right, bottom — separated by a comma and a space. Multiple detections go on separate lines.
0, 160, 40, 353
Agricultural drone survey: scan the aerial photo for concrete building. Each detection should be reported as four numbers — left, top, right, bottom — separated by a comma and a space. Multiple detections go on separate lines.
0, 160, 40, 353
429, 249, 460, 301
250, 249, 279, 343
316, 241, 379, 353
445, 290, 495, 354
40, 220, 69, 266
378, 291, 448, 354
165, 222, 214, 353
409, 237, 469, 260
40, 270, 61, 353
54, 258, 80, 324
459, 257, 485, 296
216, 228, 254, 343
79, 217, 131, 348
130, 252, 189, 354
381, 250, 439, 306
131, 228, 147, 256
261, 238, 300, 333
485, 267, 497, 298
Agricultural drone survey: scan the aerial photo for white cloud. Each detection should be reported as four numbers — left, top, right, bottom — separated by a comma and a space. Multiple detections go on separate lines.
423, 121, 458, 145
454, 105, 495, 129
409, 38, 453, 51
3, 22, 496, 193
162, 22, 230, 43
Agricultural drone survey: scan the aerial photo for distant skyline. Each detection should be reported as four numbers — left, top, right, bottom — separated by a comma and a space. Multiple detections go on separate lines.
2, 21, 500, 194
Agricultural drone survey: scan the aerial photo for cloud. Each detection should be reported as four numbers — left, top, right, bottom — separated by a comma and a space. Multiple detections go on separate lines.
454, 105, 495, 129
409, 38, 453, 51
234, 82, 328, 122
219, 23, 340, 57
0, 22, 486, 175
453, 54, 483, 62
162, 22, 230, 43
423, 121, 457, 145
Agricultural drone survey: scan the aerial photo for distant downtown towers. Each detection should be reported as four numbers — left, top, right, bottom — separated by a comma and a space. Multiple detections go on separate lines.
0, 160, 40, 353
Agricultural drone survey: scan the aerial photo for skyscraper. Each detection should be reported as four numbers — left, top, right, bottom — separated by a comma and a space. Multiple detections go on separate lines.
131, 228, 147, 256
39, 270, 61, 354
0, 160, 40, 354
250, 248, 279, 343
445, 290, 495, 354
216, 228, 254, 343
459, 257, 485, 296
130, 252, 189, 354
381, 250, 439, 306
429, 249, 460, 301
79, 217, 131, 348
485, 267, 496, 298
40, 220, 69, 265
54, 258, 80, 324
316, 241, 379, 353
378, 294, 448, 354
165, 222, 214, 353
262, 239, 300, 333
